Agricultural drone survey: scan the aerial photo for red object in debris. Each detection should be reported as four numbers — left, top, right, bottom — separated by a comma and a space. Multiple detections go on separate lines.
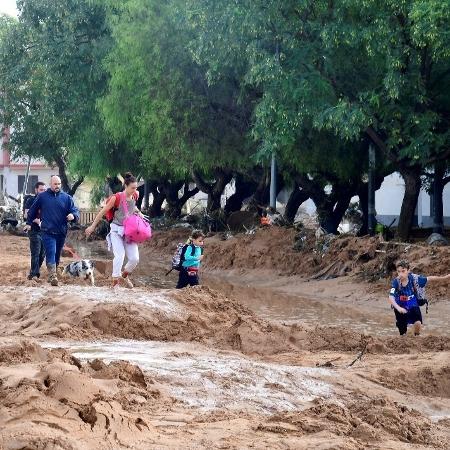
61, 245, 80, 259
260, 216, 271, 226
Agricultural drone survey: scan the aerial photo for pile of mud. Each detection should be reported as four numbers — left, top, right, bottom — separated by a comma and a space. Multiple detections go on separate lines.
261, 395, 442, 448
3, 284, 450, 359
0, 340, 167, 450
2, 340, 448, 450
0, 284, 310, 356
370, 366, 450, 398
144, 227, 450, 282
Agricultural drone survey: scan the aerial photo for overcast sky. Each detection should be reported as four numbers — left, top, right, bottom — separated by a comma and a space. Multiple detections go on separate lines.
0, 0, 18, 17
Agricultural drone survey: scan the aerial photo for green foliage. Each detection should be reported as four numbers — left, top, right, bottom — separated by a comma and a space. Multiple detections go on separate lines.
100, 0, 254, 183
0, 0, 128, 184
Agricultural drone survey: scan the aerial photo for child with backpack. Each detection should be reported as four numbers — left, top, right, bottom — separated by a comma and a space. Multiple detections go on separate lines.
175, 230, 205, 289
86, 173, 150, 288
389, 260, 450, 336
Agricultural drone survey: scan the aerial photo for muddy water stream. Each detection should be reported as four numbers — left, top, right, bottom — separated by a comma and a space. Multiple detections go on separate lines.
42, 339, 332, 414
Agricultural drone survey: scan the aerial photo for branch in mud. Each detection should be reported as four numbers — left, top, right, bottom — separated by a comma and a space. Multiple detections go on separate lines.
347, 341, 368, 367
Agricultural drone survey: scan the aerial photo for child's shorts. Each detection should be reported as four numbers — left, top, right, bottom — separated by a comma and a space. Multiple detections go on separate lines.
394, 306, 422, 335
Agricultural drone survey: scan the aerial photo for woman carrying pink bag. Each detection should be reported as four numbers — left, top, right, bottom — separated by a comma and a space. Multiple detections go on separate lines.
86, 172, 151, 289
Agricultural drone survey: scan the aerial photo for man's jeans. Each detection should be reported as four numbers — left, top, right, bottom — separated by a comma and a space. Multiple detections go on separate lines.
28, 230, 45, 278
42, 232, 66, 267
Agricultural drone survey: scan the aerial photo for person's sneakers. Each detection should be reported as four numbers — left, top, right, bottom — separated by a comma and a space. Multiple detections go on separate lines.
47, 264, 59, 286
28, 273, 41, 281
49, 273, 59, 286
121, 271, 134, 289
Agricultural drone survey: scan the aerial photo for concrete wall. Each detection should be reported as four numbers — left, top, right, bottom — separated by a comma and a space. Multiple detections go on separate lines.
1, 166, 54, 197
376, 173, 450, 227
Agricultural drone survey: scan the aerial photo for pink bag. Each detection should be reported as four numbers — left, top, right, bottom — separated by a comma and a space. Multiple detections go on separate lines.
120, 192, 152, 243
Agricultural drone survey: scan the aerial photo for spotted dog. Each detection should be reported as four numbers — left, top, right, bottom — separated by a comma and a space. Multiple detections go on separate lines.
62, 259, 95, 286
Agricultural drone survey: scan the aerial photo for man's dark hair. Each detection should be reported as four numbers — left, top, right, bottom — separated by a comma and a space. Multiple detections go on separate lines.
396, 260, 410, 270
35, 181, 45, 190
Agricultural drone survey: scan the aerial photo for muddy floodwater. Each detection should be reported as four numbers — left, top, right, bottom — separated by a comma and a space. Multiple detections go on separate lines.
42, 339, 332, 414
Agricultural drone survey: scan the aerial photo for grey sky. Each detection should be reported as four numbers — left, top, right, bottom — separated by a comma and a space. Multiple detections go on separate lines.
0, 0, 18, 17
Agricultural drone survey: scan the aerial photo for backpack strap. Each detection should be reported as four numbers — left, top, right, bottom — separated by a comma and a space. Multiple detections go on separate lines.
408, 273, 417, 297
120, 191, 130, 217
114, 192, 121, 209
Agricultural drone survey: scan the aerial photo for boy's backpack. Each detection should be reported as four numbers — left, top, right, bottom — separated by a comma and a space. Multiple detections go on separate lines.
165, 243, 193, 276
395, 273, 429, 313
165, 242, 204, 276
104, 191, 139, 223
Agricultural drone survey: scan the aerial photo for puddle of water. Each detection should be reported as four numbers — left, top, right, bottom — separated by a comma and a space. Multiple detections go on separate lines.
0, 285, 48, 303
42, 339, 332, 414
205, 278, 450, 337
133, 274, 173, 290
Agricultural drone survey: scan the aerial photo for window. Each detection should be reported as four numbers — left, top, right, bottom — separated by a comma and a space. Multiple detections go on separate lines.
18, 175, 38, 195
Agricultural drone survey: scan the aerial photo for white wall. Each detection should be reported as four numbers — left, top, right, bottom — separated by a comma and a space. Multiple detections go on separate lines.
375, 173, 405, 216
2, 167, 54, 197
374, 172, 450, 227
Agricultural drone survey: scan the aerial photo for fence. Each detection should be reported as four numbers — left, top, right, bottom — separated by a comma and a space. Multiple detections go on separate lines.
79, 209, 97, 225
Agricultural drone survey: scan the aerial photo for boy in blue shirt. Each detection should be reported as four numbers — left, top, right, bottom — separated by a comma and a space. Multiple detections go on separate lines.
389, 260, 450, 336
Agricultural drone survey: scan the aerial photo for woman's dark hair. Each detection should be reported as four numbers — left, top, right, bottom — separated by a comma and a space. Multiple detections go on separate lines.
396, 260, 410, 270
123, 172, 137, 186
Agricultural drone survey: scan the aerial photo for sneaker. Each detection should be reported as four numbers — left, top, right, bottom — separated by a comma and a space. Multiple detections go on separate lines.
121, 276, 134, 289
111, 278, 119, 288
121, 272, 134, 289
49, 273, 59, 286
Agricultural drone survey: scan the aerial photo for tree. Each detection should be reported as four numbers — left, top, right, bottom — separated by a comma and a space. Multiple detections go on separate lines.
189, 0, 450, 239
100, 0, 257, 216
0, 0, 128, 193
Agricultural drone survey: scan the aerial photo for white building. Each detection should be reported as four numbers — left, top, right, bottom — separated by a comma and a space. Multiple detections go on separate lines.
1, 127, 92, 209
376, 173, 450, 227
0, 128, 55, 199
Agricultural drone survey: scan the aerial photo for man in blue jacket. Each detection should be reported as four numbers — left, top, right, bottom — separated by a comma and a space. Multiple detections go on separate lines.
25, 175, 80, 286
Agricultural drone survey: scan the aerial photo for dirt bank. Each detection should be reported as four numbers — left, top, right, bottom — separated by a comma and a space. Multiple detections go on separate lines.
1, 232, 450, 449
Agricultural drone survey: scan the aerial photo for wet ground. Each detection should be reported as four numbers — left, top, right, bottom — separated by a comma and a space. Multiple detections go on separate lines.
2, 233, 450, 449
42, 339, 332, 414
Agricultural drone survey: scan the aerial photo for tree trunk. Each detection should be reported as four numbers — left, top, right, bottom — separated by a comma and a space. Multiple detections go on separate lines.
162, 181, 184, 219
53, 153, 84, 196
162, 181, 199, 219
357, 184, 369, 235
284, 183, 310, 223
107, 176, 123, 194
357, 174, 386, 236
432, 163, 446, 234
191, 169, 232, 212
143, 180, 150, 210
224, 174, 258, 215
208, 170, 232, 211
397, 166, 422, 241
331, 192, 354, 232
252, 169, 285, 211
307, 178, 356, 234
149, 182, 165, 218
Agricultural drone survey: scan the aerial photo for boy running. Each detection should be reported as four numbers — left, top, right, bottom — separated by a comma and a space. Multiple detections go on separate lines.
389, 260, 450, 336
